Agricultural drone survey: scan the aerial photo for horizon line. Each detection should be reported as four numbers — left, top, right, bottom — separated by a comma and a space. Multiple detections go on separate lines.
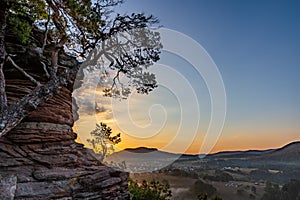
118, 140, 300, 155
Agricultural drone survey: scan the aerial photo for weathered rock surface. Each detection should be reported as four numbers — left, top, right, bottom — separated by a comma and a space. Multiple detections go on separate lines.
0, 41, 129, 199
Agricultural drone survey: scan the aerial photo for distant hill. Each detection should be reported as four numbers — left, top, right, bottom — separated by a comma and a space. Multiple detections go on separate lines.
123, 147, 159, 153
108, 147, 177, 161
255, 141, 300, 162
107, 141, 300, 163
110, 147, 199, 160
207, 141, 300, 162
208, 149, 276, 159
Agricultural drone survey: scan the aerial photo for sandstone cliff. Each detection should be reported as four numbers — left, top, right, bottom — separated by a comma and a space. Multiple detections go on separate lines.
0, 40, 129, 199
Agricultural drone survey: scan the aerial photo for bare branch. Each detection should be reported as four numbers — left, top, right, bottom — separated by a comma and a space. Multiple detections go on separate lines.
7, 56, 41, 86
0, 61, 80, 137
41, 7, 51, 52
41, 61, 50, 78
102, 41, 115, 67
49, 36, 67, 79
111, 69, 121, 90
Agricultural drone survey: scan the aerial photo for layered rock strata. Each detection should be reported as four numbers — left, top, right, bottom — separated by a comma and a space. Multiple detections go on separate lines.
0, 42, 129, 199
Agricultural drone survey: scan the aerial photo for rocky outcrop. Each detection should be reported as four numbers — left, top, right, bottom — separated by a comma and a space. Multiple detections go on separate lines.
0, 41, 129, 199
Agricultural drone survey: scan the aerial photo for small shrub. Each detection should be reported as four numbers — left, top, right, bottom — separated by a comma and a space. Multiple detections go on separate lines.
128, 178, 172, 200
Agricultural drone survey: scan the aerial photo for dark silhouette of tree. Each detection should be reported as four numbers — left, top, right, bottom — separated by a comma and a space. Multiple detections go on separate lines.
0, 0, 161, 137
87, 122, 121, 161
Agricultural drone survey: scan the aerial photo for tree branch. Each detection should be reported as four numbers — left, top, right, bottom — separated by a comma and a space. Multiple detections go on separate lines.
0, 0, 161, 137
41, 7, 51, 52
7, 56, 41, 86
0, 62, 80, 137
41, 61, 50, 78
0, 0, 9, 116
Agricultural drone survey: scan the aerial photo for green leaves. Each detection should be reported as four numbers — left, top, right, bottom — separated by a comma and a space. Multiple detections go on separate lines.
129, 179, 172, 200
8, 15, 32, 44
8, 0, 48, 44
7, 0, 161, 100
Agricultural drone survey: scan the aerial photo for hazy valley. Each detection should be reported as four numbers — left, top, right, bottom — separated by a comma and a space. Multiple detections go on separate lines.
107, 141, 300, 199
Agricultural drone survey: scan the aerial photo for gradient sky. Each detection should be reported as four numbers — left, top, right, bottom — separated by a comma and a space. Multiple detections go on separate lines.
74, 0, 300, 154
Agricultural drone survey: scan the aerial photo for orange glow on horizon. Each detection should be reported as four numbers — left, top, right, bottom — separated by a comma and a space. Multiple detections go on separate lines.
74, 122, 300, 155
73, 114, 300, 155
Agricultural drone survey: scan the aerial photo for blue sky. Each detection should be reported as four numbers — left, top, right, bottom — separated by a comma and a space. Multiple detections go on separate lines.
121, 0, 300, 151
75, 0, 300, 153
